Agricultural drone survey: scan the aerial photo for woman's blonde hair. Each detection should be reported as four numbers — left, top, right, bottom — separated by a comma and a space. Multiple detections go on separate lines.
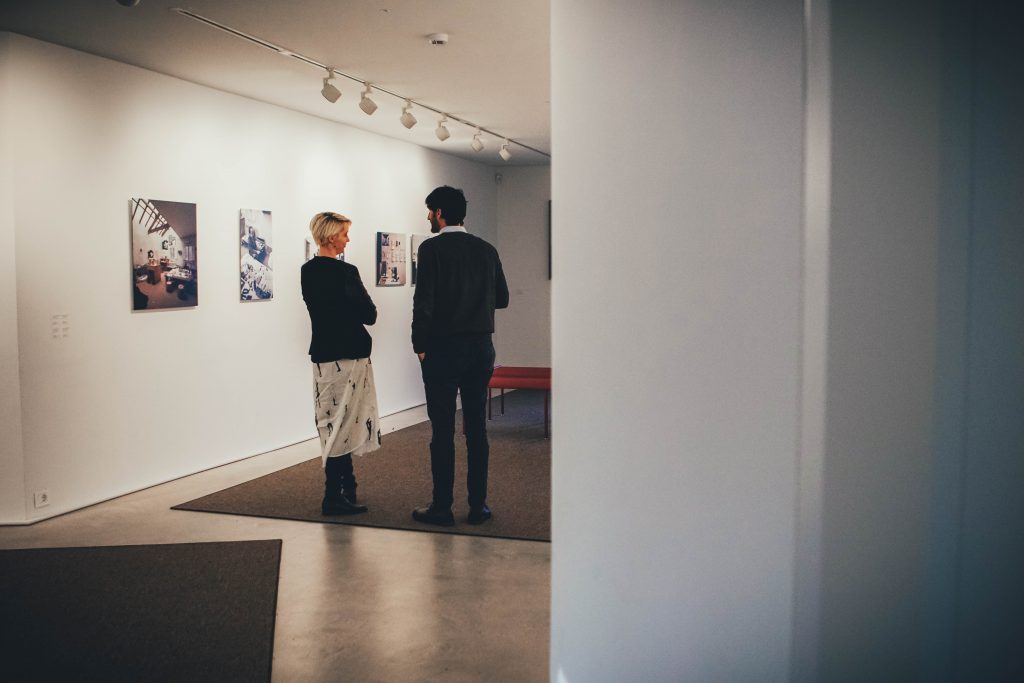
309, 212, 351, 246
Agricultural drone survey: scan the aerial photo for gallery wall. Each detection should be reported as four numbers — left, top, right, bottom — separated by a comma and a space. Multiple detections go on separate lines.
0, 32, 503, 524
551, 0, 804, 680
495, 166, 551, 366
0, 33, 27, 523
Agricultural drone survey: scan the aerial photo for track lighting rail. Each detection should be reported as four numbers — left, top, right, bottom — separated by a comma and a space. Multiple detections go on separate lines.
172, 8, 549, 159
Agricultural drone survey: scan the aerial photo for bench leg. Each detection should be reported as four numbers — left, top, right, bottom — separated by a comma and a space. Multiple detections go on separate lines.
501, 388, 505, 415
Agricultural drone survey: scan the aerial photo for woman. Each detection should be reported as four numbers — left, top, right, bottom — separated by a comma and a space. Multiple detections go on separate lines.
300, 212, 381, 515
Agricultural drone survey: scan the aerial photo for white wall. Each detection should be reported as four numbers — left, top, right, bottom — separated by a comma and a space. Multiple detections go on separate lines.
495, 165, 551, 366
921, 0, 973, 675
0, 33, 498, 524
814, 0, 942, 677
819, 2, 1024, 678
0, 33, 27, 522
550, 1, 804, 680
552, 1, 1024, 681
952, 1, 1024, 677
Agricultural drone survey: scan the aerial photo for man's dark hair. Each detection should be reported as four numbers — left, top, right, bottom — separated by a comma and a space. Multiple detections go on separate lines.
425, 186, 468, 225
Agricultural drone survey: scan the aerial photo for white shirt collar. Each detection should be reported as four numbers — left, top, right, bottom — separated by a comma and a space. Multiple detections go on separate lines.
440, 225, 467, 234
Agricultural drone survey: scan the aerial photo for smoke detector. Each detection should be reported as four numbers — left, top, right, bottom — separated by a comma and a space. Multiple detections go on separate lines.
428, 33, 449, 46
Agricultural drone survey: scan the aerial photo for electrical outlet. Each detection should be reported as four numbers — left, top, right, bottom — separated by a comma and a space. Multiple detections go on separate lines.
33, 490, 50, 508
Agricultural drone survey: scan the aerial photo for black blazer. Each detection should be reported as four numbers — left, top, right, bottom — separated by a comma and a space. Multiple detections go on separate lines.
412, 231, 509, 353
301, 257, 377, 362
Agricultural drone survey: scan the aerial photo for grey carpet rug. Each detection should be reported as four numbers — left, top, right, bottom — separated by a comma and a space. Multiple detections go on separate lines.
0, 539, 282, 683
174, 389, 551, 542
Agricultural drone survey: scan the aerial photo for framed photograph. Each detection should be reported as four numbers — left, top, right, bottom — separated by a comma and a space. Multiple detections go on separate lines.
305, 237, 343, 263
411, 234, 431, 286
240, 209, 273, 301
376, 232, 406, 286
130, 198, 197, 310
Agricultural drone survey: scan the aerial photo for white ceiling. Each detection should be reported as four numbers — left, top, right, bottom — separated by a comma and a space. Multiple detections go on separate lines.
0, 0, 551, 165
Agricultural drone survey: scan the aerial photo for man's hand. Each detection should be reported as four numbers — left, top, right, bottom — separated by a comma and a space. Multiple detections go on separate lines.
418, 352, 426, 361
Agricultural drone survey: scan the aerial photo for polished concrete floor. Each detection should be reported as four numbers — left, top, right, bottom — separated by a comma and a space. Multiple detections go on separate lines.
0, 439, 551, 682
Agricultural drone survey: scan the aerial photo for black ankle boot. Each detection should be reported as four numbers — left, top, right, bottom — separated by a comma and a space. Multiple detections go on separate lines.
321, 491, 367, 515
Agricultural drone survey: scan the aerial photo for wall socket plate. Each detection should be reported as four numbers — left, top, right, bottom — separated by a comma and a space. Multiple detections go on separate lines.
33, 490, 50, 508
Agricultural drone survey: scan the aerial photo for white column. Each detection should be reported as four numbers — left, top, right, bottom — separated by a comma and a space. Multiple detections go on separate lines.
550, 2, 805, 680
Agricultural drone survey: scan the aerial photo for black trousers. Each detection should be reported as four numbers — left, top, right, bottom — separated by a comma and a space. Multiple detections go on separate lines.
421, 334, 496, 509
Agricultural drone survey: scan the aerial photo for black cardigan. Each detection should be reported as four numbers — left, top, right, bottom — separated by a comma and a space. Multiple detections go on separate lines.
301, 257, 377, 362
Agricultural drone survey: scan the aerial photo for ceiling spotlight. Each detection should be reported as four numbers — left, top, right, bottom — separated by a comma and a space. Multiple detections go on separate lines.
435, 115, 450, 141
499, 139, 512, 161
359, 83, 378, 115
400, 100, 417, 129
321, 70, 341, 103
471, 128, 484, 152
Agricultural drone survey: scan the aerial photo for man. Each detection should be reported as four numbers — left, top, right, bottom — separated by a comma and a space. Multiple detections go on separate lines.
412, 186, 509, 526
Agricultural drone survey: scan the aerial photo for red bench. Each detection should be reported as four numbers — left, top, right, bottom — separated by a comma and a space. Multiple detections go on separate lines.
488, 366, 552, 437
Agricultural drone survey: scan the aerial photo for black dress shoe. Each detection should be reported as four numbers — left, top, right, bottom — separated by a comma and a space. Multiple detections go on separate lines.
322, 494, 368, 516
467, 504, 492, 525
412, 504, 455, 527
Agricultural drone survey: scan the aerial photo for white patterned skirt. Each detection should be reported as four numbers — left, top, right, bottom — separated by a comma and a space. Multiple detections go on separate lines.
312, 357, 381, 466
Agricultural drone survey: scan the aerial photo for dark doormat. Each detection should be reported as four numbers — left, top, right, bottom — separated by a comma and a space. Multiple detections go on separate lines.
174, 390, 551, 542
0, 540, 282, 683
